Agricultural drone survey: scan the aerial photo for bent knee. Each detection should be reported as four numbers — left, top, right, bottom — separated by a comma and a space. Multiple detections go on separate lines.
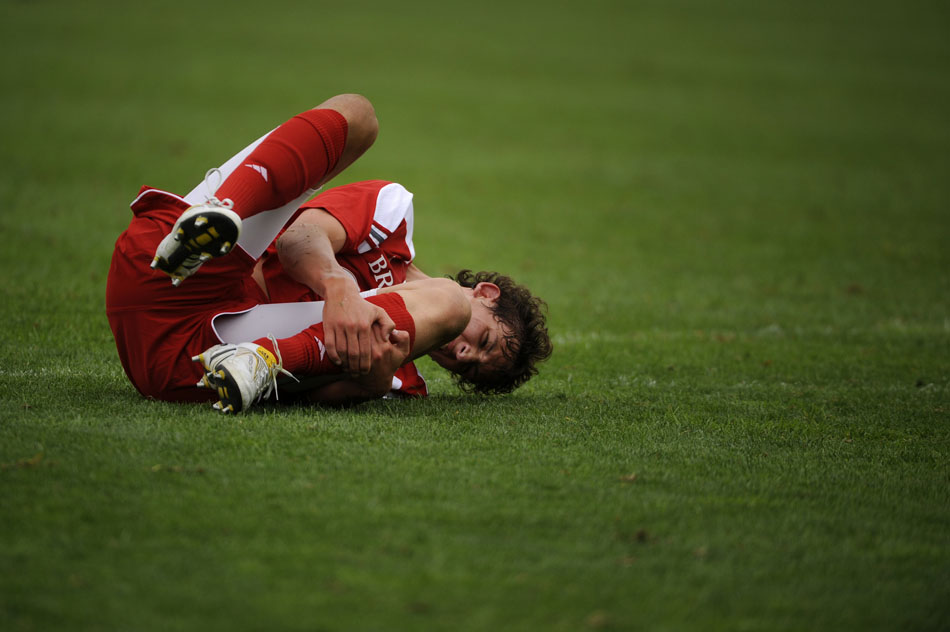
320, 93, 378, 146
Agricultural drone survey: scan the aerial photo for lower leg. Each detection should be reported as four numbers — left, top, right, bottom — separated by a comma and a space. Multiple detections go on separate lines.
153, 95, 378, 284
214, 94, 378, 219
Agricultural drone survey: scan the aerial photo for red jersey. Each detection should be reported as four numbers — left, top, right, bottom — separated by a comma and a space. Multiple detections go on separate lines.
259, 180, 415, 300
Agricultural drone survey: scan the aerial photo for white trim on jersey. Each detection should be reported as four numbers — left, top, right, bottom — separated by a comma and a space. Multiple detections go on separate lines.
368, 224, 388, 247
130, 188, 190, 209
356, 182, 416, 260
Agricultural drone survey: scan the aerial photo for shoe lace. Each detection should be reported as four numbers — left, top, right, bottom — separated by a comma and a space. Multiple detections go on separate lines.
258, 335, 299, 403
203, 167, 235, 210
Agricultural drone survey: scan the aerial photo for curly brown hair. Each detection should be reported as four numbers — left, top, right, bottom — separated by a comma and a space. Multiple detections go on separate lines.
450, 270, 553, 395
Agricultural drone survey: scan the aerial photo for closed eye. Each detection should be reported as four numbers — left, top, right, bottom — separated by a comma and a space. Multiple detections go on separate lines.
482, 333, 496, 356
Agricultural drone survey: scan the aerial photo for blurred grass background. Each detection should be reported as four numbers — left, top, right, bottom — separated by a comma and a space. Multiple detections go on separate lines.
1, 0, 948, 630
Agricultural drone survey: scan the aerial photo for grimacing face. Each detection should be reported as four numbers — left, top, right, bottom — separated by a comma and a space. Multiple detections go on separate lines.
427, 282, 512, 383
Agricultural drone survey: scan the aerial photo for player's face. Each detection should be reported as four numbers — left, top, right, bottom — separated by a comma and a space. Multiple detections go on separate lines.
428, 284, 512, 382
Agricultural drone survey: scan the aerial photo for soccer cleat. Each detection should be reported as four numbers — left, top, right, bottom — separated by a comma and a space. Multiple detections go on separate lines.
193, 342, 294, 414
151, 198, 242, 286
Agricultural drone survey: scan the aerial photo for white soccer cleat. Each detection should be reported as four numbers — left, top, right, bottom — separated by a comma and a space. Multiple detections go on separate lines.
193, 342, 293, 414
151, 198, 242, 286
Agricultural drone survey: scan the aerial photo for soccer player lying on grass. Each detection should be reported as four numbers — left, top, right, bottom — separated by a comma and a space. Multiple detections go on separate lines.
106, 93, 551, 412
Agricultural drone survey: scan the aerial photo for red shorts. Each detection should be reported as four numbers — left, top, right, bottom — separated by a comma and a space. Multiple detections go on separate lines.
106, 189, 268, 402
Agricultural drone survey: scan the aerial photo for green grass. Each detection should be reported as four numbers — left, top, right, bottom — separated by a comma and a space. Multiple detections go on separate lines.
2, 0, 949, 630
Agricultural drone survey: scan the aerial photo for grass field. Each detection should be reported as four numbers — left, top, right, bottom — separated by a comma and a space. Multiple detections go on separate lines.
1, 0, 948, 629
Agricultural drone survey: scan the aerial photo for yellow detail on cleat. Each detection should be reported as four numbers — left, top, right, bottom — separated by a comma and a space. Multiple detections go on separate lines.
195, 233, 213, 246
194, 215, 208, 227
255, 346, 279, 370
208, 227, 220, 238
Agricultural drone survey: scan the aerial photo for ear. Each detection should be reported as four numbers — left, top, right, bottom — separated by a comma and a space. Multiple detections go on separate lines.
473, 282, 501, 302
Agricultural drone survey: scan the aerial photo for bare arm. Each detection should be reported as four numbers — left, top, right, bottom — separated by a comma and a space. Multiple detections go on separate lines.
277, 208, 395, 374
376, 277, 470, 360
276, 208, 349, 294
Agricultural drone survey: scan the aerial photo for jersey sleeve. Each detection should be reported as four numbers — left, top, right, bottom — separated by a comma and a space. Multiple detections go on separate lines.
389, 362, 428, 397
301, 180, 415, 261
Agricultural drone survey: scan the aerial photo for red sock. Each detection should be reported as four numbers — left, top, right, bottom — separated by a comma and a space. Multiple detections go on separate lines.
213, 109, 348, 219
372, 294, 416, 350
262, 322, 338, 375
254, 294, 416, 376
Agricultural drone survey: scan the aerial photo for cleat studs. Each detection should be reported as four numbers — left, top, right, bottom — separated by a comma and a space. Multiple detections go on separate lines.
219, 242, 232, 255
194, 215, 208, 227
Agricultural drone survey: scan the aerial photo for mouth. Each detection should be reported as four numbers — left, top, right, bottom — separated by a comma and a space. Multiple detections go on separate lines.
429, 343, 456, 368
438, 341, 456, 357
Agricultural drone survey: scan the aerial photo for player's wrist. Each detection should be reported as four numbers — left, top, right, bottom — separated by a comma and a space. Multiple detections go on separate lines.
320, 274, 360, 300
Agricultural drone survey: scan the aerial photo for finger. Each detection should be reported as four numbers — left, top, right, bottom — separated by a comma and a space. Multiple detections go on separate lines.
372, 321, 388, 345
341, 327, 359, 372
359, 329, 373, 375
325, 328, 342, 366
370, 330, 386, 365
348, 329, 365, 375
391, 329, 410, 354
375, 308, 396, 339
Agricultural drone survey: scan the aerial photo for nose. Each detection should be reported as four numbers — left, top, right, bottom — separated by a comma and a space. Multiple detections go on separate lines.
455, 343, 474, 362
